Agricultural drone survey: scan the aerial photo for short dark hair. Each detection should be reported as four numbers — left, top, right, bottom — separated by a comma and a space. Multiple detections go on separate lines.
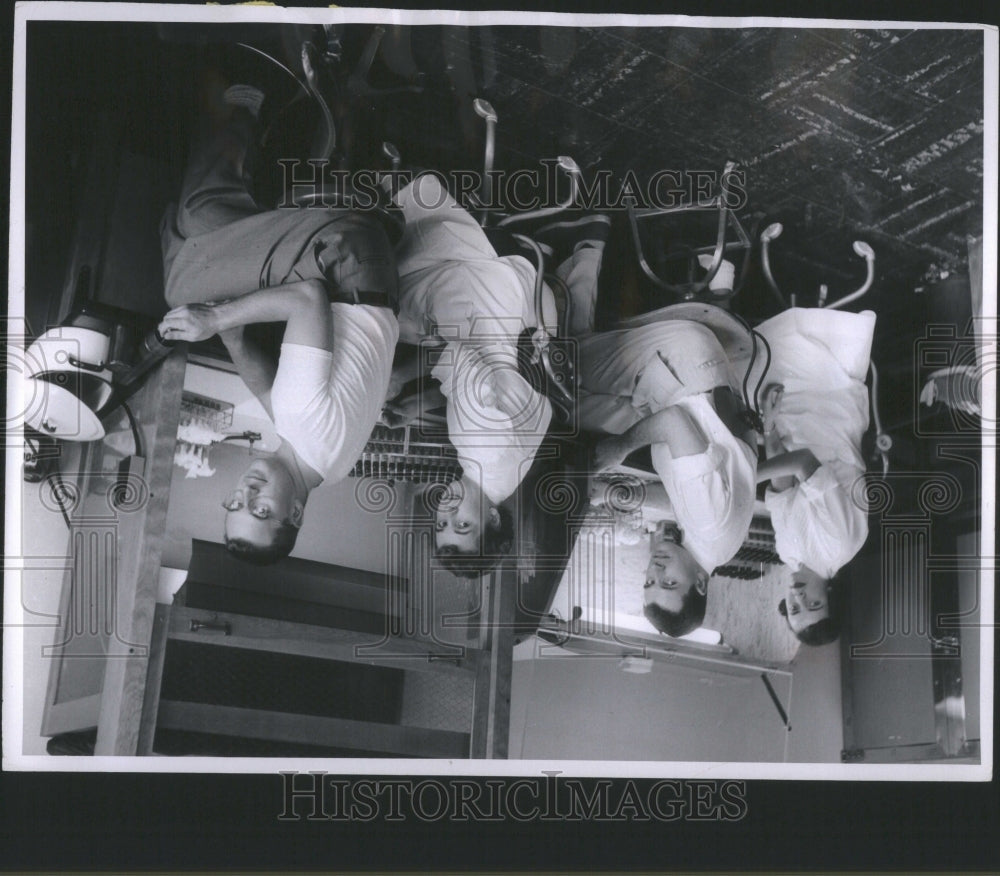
793, 615, 840, 646
434, 504, 515, 579
778, 575, 843, 646
643, 585, 707, 637
225, 520, 299, 565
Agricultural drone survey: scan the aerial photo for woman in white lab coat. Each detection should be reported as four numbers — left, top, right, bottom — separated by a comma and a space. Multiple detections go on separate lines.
752, 307, 876, 645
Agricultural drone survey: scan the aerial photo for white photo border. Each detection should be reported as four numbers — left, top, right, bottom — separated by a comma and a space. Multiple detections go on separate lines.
4, 1, 996, 780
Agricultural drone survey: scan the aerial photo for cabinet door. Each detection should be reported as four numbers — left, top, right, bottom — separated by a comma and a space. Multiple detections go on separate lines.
840, 528, 981, 762
147, 605, 491, 758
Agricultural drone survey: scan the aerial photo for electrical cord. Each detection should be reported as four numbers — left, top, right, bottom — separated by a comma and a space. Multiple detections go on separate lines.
24, 429, 71, 526
751, 329, 772, 415
741, 324, 759, 416
48, 469, 74, 530
24, 433, 40, 460
25, 421, 72, 528
120, 400, 143, 458
729, 310, 771, 433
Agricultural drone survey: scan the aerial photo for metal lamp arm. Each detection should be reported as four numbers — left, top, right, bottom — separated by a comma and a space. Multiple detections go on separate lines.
628, 162, 739, 299
473, 98, 498, 224
696, 161, 737, 290
760, 222, 788, 308
300, 42, 337, 162
497, 156, 583, 227
825, 241, 875, 310
868, 360, 891, 477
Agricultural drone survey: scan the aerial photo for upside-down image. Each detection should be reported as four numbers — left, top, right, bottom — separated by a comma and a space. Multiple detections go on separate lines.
5, 4, 994, 774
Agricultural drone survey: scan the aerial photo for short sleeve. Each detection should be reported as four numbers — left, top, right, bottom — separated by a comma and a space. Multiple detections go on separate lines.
664, 446, 730, 530
764, 463, 840, 515
765, 463, 869, 577
269, 305, 397, 482
797, 463, 842, 500
661, 443, 726, 483
433, 342, 552, 503
647, 393, 757, 573
271, 343, 335, 420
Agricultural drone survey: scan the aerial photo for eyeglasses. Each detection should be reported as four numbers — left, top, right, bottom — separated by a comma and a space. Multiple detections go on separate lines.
436, 518, 472, 533
221, 492, 272, 520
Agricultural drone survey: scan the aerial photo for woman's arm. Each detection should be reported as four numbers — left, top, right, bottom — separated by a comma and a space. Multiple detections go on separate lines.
382, 386, 448, 428
756, 447, 822, 486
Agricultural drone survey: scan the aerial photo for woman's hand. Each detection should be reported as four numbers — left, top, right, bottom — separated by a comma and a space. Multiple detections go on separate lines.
381, 394, 425, 428
158, 303, 225, 343
761, 383, 784, 434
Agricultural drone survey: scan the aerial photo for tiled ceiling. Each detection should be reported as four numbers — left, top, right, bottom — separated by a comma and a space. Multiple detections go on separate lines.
22, 19, 988, 465
388, 25, 985, 293
24, 20, 986, 333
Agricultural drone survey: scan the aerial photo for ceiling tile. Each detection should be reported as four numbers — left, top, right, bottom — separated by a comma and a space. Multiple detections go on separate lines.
863, 29, 985, 107
808, 27, 918, 58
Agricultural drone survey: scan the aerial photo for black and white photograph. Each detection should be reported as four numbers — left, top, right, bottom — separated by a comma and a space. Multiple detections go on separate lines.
4, 1, 995, 783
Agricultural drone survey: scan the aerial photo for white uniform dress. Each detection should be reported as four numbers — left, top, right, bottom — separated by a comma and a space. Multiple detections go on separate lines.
751, 307, 875, 578
576, 320, 757, 574
393, 174, 552, 503
270, 304, 399, 482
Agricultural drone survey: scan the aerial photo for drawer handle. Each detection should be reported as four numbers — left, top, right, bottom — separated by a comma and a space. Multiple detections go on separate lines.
427, 654, 462, 666
189, 618, 231, 635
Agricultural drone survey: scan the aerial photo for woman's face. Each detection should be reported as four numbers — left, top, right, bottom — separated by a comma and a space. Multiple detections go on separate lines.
434, 477, 493, 555
644, 527, 706, 613
783, 569, 831, 635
